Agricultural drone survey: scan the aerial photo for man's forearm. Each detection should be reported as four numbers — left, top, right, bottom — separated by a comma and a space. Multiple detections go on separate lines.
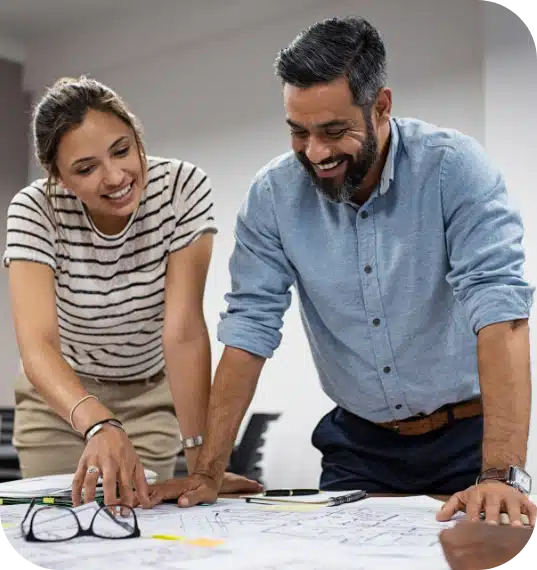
194, 346, 266, 482
164, 331, 211, 473
477, 319, 531, 471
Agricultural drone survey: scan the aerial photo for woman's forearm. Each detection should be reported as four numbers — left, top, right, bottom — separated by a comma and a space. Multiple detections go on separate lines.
164, 329, 211, 474
22, 341, 114, 434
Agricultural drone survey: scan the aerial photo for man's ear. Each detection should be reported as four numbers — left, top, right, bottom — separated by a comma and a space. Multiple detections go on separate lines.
375, 88, 392, 124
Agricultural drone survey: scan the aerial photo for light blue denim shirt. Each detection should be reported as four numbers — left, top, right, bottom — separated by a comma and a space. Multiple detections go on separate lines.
218, 118, 533, 422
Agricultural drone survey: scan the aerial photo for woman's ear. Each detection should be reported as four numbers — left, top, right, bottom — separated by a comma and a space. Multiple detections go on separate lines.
53, 175, 65, 189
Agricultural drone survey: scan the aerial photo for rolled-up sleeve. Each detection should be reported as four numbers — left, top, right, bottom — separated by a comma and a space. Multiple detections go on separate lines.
217, 174, 294, 358
441, 135, 534, 334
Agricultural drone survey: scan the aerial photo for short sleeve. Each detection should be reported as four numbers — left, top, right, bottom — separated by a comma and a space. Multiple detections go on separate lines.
168, 160, 217, 252
3, 184, 57, 271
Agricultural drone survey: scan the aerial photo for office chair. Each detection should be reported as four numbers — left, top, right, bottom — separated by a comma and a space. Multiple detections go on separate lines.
0, 407, 21, 482
174, 412, 281, 484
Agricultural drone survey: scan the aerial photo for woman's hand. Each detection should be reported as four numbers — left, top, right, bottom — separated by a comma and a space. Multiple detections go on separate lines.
71, 424, 150, 508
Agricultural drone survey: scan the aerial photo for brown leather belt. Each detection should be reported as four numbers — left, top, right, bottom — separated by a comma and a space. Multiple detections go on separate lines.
376, 398, 483, 436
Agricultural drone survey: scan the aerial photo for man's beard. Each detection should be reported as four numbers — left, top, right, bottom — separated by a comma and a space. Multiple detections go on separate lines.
296, 116, 378, 203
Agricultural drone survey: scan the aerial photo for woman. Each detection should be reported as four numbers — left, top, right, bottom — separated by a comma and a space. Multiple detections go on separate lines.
3, 76, 262, 507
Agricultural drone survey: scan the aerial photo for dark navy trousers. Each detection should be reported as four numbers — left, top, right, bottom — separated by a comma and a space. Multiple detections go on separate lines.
312, 406, 483, 494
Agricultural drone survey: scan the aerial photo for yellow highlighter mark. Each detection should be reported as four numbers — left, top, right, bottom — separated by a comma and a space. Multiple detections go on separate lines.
151, 534, 224, 547
184, 538, 225, 547
2, 523, 16, 529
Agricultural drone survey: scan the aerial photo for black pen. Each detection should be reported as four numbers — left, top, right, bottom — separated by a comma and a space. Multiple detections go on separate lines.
263, 489, 319, 497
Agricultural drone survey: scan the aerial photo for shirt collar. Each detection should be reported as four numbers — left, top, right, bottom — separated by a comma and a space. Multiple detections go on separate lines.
378, 118, 398, 196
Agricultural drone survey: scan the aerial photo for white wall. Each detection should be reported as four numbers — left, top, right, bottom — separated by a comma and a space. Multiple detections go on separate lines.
14, 0, 500, 487
0, 31, 25, 64
483, 0, 537, 478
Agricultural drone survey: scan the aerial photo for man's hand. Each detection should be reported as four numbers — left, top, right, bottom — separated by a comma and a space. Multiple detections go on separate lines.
440, 520, 533, 570
220, 472, 263, 495
144, 472, 263, 508
437, 481, 537, 527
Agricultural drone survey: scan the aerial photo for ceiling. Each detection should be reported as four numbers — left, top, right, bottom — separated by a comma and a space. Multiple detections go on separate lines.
0, 0, 178, 40
0, 0, 537, 42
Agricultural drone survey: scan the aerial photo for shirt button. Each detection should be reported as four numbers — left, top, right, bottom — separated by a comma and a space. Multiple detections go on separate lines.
360, 211, 369, 219
372, 318, 381, 326
383, 366, 391, 374
395, 404, 402, 410
364, 265, 372, 274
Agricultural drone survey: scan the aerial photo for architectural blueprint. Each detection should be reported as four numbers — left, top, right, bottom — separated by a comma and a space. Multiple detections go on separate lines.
1, 495, 454, 569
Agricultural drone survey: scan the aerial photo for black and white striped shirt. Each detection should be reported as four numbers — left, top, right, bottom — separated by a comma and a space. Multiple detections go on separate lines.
3, 156, 217, 380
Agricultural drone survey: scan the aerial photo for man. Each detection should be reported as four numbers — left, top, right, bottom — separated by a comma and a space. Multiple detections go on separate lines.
440, 520, 533, 569
148, 16, 536, 525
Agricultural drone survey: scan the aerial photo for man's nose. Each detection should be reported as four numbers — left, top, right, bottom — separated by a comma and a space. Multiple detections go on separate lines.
306, 137, 332, 164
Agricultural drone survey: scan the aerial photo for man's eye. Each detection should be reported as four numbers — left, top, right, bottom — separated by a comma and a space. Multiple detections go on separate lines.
326, 129, 347, 138
291, 130, 308, 138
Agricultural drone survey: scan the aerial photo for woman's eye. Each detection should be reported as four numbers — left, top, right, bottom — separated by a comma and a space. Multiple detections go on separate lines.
114, 146, 130, 157
77, 165, 95, 176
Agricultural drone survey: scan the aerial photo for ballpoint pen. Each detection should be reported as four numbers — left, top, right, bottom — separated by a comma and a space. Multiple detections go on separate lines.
262, 489, 319, 497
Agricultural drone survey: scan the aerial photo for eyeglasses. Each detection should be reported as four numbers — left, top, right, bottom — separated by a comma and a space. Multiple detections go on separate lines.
20, 498, 140, 542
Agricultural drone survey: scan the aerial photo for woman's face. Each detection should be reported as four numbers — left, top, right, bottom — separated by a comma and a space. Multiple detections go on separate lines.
55, 108, 146, 233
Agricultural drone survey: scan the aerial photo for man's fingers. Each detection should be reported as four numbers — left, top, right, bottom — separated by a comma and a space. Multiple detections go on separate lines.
243, 477, 263, 493
523, 499, 537, 527
223, 476, 263, 494
148, 491, 163, 508
505, 497, 524, 527
436, 493, 464, 521
465, 491, 483, 522
483, 494, 501, 525
146, 481, 194, 507
178, 487, 216, 508
133, 463, 150, 507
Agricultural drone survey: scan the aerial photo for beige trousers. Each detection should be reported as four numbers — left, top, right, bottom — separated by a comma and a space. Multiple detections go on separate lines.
13, 369, 181, 482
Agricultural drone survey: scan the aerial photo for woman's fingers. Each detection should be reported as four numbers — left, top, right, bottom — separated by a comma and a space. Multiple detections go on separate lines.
82, 464, 101, 504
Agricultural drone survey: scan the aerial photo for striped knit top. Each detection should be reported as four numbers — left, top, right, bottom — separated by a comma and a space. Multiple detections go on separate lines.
3, 156, 217, 381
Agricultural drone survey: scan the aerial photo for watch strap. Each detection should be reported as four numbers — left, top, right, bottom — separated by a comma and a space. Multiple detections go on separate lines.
477, 468, 510, 484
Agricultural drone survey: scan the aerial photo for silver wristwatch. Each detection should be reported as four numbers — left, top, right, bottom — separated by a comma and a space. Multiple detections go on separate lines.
477, 466, 532, 495
181, 435, 204, 449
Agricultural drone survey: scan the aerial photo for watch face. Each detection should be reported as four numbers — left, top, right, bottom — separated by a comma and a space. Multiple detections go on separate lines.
512, 467, 532, 493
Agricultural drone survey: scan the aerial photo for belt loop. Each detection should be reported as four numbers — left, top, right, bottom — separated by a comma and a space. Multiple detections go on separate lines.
446, 406, 455, 426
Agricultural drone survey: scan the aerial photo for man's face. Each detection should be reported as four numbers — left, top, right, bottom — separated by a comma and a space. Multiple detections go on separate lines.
284, 76, 379, 203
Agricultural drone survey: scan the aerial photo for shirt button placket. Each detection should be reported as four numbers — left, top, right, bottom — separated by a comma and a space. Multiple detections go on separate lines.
356, 205, 410, 420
